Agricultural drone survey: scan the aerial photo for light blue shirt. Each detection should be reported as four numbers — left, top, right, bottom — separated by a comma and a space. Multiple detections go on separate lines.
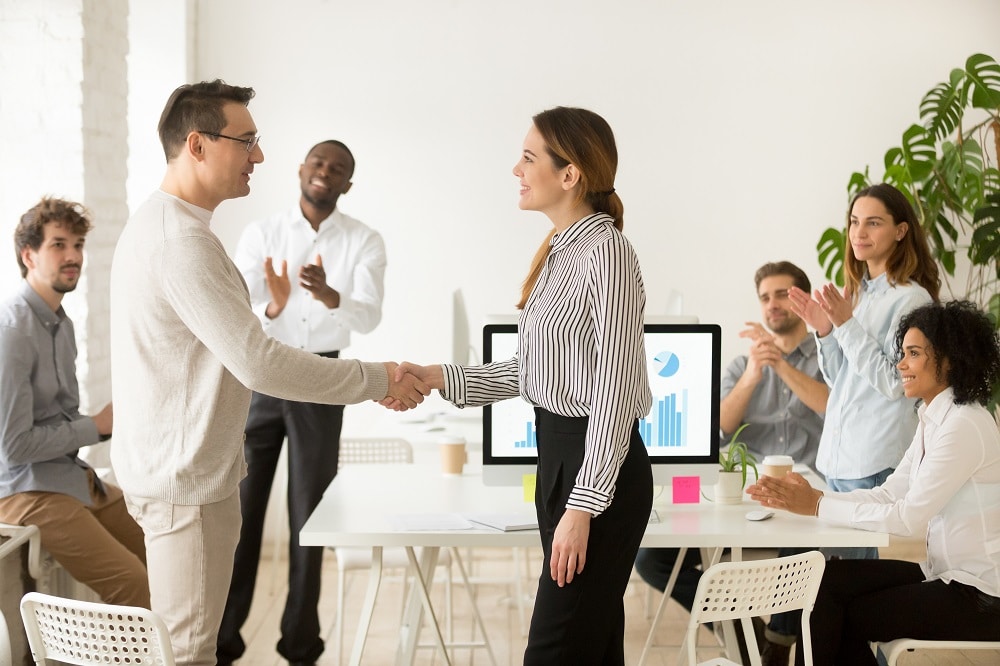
0, 281, 98, 503
815, 273, 932, 480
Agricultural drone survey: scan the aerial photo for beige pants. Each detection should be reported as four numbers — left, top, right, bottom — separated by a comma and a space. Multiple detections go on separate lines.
0, 473, 149, 608
125, 491, 241, 666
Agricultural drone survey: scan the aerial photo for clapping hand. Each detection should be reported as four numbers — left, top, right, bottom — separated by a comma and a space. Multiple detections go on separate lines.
299, 255, 339, 309
746, 471, 823, 516
813, 283, 853, 328
788, 286, 833, 336
739, 322, 782, 383
263, 257, 291, 319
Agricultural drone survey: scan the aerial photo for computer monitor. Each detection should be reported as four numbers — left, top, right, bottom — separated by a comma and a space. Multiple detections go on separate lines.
482, 320, 721, 489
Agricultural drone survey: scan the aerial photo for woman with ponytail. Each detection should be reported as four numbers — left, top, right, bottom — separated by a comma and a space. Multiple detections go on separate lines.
397, 107, 652, 665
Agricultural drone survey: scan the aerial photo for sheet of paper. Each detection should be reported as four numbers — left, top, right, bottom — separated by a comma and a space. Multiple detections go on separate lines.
388, 513, 474, 531
464, 513, 538, 531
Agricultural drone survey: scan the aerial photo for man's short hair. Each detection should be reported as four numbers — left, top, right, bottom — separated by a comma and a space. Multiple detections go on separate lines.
157, 79, 256, 162
308, 140, 356, 178
754, 261, 811, 294
14, 197, 92, 278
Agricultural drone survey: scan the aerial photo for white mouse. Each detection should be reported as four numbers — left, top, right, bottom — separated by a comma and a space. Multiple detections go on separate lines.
745, 509, 775, 521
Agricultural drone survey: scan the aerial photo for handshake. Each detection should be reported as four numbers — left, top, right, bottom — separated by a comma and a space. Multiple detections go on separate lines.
380, 361, 445, 411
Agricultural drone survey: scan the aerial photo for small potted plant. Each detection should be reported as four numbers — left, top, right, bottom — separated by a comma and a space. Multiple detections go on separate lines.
715, 423, 758, 504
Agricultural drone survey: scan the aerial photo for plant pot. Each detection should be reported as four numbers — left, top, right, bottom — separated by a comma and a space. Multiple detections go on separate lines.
714, 471, 745, 505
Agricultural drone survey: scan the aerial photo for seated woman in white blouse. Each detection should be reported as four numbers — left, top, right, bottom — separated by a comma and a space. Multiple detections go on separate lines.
746, 299, 1000, 666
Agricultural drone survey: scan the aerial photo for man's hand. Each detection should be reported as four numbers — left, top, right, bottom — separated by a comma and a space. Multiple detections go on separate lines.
264, 257, 291, 319
91, 403, 113, 436
788, 286, 833, 336
745, 471, 823, 516
381, 362, 430, 411
738, 322, 779, 384
550, 508, 591, 586
378, 362, 444, 410
299, 255, 340, 309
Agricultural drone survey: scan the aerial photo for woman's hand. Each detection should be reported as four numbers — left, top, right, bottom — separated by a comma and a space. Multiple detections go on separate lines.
550, 508, 591, 586
746, 472, 824, 517
815, 284, 854, 328
787, 286, 833, 337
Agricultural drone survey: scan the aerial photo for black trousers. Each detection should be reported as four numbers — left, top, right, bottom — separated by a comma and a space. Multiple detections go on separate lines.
217, 360, 344, 664
523, 408, 653, 666
799, 558, 1000, 666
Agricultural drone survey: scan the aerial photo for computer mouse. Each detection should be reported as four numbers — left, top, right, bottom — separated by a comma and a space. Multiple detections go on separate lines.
745, 509, 775, 521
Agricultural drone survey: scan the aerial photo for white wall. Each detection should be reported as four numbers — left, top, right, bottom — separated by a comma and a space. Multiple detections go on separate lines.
123, 0, 1000, 424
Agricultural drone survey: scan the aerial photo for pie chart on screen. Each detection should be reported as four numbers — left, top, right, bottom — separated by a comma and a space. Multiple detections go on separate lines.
653, 351, 680, 378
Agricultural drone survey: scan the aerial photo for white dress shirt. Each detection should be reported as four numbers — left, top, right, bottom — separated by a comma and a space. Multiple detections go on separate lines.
234, 207, 386, 353
820, 387, 1000, 598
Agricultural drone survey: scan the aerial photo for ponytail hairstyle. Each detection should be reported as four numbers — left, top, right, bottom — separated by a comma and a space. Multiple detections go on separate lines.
516, 106, 623, 309
843, 183, 940, 304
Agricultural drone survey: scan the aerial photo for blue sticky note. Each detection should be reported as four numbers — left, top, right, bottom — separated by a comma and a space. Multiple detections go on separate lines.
672, 476, 700, 504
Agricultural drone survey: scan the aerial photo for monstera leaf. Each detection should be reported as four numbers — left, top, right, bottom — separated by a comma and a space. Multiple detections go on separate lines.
920, 69, 968, 140
817, 227, 846, 286
965, 54, 1000, 110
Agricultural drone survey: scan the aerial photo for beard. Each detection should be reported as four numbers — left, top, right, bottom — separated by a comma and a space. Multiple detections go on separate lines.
767, 312, 800, 335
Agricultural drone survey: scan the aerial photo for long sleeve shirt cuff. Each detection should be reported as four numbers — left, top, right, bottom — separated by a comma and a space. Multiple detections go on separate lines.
567, 485, 610, 516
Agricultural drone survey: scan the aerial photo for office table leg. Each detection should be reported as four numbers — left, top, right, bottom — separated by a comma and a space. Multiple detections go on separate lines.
397, 546, 449, 665
348, 546, 384, 666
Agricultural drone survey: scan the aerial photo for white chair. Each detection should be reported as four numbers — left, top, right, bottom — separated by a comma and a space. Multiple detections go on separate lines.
20, 591, 174, 666
332, 437, 455, 664
677, 550, 826, 666
874, 638, 1000, 664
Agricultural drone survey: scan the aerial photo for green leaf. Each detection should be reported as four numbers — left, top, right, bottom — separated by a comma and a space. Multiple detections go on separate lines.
971, 193, 1000, 264
920, 69, 968, 140
817, 227, 846, 286
900, 124, 937, 182
965, 53, 1000, 110
847, 170, 871, 199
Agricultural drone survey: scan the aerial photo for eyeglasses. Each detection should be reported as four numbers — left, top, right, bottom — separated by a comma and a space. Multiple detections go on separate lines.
199, 131, 261, 153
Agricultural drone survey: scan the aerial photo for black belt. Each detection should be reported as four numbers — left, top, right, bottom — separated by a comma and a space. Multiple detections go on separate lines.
317, 350, 339, 359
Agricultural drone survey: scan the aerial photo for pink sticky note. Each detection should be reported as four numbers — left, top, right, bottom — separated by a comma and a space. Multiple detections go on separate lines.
672, 476, 700, 504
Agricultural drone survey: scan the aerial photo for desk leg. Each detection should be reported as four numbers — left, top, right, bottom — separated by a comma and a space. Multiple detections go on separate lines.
638, 546, 688, 666
396, 546, 449, 666
348, 546, 384, 666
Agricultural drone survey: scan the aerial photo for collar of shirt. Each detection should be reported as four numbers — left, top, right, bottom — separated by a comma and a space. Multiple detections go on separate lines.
787, 334, 817, 363
156, 189, 213, 226
861, 271, 890, 294
292, 207, 345, 236
18, 281, 65, 331
549, 213, 613, 252
918, 386, 955, 427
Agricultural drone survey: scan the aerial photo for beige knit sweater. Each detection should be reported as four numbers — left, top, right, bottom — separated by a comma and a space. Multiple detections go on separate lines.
110, 191, 388, 504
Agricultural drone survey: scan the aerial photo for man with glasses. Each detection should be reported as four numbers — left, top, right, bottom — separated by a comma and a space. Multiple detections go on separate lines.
217, 140, 386, 666
0, 197, 148, 609
110, 80, 428, 666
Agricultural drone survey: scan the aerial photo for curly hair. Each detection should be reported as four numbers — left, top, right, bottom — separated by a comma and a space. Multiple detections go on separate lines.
894, 300, 1000, 405
14, 197, 92, 278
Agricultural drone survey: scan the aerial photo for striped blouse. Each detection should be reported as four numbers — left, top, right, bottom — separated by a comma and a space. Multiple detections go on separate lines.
441, 213, 652, 515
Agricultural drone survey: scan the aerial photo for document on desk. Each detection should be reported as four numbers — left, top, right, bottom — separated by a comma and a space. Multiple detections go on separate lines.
389, 513, 475, 531
464, 513, 539, 532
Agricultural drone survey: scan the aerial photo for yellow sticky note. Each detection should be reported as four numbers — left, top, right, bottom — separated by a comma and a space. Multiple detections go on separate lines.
522, 473, 536, 503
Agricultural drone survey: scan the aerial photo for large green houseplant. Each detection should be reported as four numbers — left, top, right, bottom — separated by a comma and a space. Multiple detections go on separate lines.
814, 53, 1000, 405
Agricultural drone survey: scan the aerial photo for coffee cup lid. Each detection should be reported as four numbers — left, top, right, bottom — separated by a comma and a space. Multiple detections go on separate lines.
762, 455, 794, 465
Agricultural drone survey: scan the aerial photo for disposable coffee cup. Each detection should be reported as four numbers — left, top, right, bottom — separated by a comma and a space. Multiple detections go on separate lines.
761, 455, 794, 479
438, 436, 467, 475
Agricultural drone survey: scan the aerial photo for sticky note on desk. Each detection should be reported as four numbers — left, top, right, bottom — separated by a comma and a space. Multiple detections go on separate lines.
523, 473, 536, 503
672, 476, 700, 504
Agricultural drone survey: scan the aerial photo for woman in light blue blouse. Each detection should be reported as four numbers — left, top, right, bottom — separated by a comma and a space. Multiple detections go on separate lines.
788, 183, 939, 558
397, 107, 652, 665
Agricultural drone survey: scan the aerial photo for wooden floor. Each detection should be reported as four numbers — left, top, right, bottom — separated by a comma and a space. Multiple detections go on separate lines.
233, 537, 1000, 666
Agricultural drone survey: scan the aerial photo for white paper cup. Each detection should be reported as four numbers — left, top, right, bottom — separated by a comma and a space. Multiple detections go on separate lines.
760, 454, 794, 479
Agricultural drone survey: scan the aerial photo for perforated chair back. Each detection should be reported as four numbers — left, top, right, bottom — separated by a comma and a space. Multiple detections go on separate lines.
680, 550, 826, 666
20, 592, 175, 666
338, 437, 413, 467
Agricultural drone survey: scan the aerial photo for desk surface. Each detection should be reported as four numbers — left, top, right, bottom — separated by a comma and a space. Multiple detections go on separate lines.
300, 464, 888, 550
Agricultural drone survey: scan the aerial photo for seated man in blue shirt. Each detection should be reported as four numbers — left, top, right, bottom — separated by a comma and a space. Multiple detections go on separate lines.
635, 261, 827, 665
0, 197, 148, 607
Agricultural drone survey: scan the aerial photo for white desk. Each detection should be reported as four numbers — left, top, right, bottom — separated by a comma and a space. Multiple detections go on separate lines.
301, 464, 888, 665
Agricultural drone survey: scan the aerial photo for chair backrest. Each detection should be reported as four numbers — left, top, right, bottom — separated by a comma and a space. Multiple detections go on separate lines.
681, 550, 826, 666
338, 437, 413, 467
20, 592, 175, 666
